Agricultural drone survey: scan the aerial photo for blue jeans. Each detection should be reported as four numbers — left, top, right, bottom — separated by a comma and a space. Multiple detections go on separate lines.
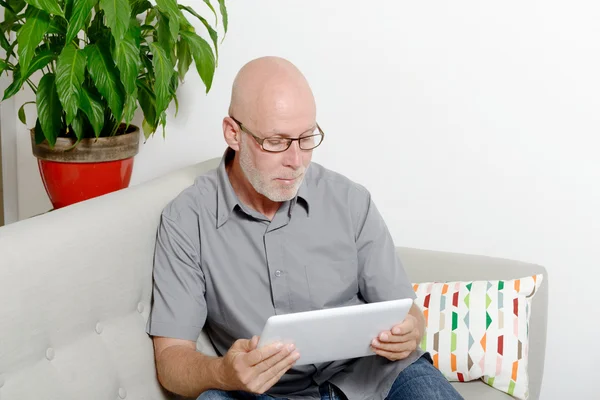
197, 353, 463, 400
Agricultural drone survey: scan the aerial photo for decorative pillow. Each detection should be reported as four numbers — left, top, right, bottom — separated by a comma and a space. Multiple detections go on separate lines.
412, 274, 543, 400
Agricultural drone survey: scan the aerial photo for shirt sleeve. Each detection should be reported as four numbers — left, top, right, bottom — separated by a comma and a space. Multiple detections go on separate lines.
146, 212, 207, 341
353, 187, 416, 303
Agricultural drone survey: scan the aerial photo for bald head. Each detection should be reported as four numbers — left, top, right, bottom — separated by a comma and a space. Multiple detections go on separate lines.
228, 57, 316, 132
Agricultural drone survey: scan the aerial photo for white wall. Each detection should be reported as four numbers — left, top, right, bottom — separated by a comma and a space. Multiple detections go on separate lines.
2, 0, 598, 397
0, 5, 19, 224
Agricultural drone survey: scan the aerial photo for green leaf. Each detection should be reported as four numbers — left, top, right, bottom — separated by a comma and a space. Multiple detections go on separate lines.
149, 42, 173, 117
113, 23, 141, 126
170, 71, 179, 117
141, 118, 153, 139
70, 111, 86, 140
3, 49, 56, 100
130, 0, 151, 17
144, 7, 156, 25
137, 78, 156, 137
85, 43, 125, 122
56, 44, 86, 125
17, 6, 50, 74
48, 15, 67, 34
156, 11, 175, 64
160, 110, 166, 137
34, 118, 45, 144
0, 31, 11, 54
66, 0, 97, 44
23, 0, 64, 16
217, 0, 227, 36
0, 8, 24, 32
123, 93, 137, 127
0, 59, 7, 75
176, 38, 191, 82
88, 9, 110, 43
180, 30, 215, 93
79, 85, 105, 137
36, 73, 62, 147
202, 0, 217, 25
0, 0, 15, 12
141, 51, 153, 77
99, 0, 131, 44
8, 0, 27, 14
17, 104, 25, 124
3, 68, 23, 100
156, 0, 181, 41
179, 4, 218, 62
64, 0, 73, 19
17, 101, 35, 124
113, 23, 141, 96
8, 0, 27, 13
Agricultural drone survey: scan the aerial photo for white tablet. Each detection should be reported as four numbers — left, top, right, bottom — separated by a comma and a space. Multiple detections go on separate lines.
257, 298, 414, 366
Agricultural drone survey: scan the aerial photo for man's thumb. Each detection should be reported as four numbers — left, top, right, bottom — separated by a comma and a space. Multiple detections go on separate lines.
250, 335, 259, 350
234, 337, 255, 352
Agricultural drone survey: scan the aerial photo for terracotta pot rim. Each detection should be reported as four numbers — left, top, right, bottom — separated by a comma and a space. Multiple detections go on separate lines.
30, 126, 141, 163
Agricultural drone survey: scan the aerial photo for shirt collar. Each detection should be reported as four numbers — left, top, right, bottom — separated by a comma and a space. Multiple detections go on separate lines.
293, 172, 311, 216
216, 148, 242, 228
216, 148, 312, 227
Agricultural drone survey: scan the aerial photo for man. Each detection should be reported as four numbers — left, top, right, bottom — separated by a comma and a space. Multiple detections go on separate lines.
146, 57, 462, 400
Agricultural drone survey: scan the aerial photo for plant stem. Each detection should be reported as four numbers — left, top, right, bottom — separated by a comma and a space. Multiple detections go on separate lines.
25, 79, 37, 94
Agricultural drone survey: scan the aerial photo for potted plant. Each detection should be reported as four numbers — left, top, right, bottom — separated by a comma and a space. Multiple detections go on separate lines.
0, 0, 227, 209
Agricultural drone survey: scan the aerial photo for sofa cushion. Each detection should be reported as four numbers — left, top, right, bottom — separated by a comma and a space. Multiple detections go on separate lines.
451, 381, 515, 399
413, 274, 543, 400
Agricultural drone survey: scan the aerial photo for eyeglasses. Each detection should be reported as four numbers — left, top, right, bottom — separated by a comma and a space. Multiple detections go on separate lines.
230, 116, 324, 153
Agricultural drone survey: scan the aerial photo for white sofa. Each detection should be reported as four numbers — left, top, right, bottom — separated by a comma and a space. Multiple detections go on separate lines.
0, 157, 547, 400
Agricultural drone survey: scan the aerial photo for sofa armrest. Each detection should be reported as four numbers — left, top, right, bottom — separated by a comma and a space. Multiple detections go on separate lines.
396, 246, 548, 400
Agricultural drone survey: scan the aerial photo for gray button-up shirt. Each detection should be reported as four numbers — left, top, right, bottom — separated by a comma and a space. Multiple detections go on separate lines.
147, 149, 424, 399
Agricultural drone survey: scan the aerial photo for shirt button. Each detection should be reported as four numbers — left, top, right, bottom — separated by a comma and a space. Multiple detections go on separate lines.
275, 270, 282, 277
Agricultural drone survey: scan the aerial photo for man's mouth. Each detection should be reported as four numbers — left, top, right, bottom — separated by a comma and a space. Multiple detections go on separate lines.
275, 175, 301, 184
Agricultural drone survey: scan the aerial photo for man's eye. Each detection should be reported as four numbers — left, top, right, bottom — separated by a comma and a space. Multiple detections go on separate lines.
267, 139, 286, 146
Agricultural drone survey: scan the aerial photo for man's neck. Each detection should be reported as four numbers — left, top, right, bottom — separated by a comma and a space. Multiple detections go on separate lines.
225, 153, 281, 220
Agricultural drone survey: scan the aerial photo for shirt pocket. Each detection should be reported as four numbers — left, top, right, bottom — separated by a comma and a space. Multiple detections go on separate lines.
304, 258, 359, 309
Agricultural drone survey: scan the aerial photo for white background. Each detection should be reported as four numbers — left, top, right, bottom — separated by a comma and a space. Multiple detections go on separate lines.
2, 1, 599, 397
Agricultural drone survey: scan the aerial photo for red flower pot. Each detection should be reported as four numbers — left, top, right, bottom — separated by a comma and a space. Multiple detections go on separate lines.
30, 126, 140, 209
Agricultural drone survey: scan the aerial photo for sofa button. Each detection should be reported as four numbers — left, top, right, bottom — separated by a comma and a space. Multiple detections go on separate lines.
137, 303, 144, 313
118, 387, 127, 399
95, 322, 103, 334
46, 348, 55, 361
275, 270, 282, 277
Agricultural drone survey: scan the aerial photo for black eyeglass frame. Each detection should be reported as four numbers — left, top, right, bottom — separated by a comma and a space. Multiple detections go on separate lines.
229, 116, 325, 153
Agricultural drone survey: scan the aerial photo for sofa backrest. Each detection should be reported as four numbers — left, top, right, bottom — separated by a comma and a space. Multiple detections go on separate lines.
0, 157, 220, 400
0, 157, 547, 400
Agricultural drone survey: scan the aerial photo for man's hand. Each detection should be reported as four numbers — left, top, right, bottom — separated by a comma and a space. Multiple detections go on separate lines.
370, 314, 421, 361
218, 336, 300, 394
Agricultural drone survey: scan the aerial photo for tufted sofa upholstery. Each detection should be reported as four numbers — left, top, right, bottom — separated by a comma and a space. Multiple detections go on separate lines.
0, 157, 547, 400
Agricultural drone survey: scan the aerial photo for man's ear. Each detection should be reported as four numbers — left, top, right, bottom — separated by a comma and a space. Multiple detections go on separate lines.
223, 117, 241, 151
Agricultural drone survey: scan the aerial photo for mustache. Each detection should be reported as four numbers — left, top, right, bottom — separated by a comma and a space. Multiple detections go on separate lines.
274, 167, 306, 180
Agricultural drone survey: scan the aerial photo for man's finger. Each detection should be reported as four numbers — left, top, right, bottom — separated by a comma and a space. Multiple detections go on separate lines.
257, 350, 300, 388
254, 343, 295, 374
244, 341, 284, 366
372, 347, 412, 361
371, 339, 414, 353
377, 330, 416, 343
257, 357, 296, 393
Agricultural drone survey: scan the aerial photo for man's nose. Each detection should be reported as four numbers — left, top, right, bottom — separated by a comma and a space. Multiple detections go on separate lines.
283, 140, 302, 168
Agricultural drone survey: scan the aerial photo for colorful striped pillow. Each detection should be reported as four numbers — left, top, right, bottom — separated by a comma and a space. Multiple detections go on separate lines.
413, 275, 543, 400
